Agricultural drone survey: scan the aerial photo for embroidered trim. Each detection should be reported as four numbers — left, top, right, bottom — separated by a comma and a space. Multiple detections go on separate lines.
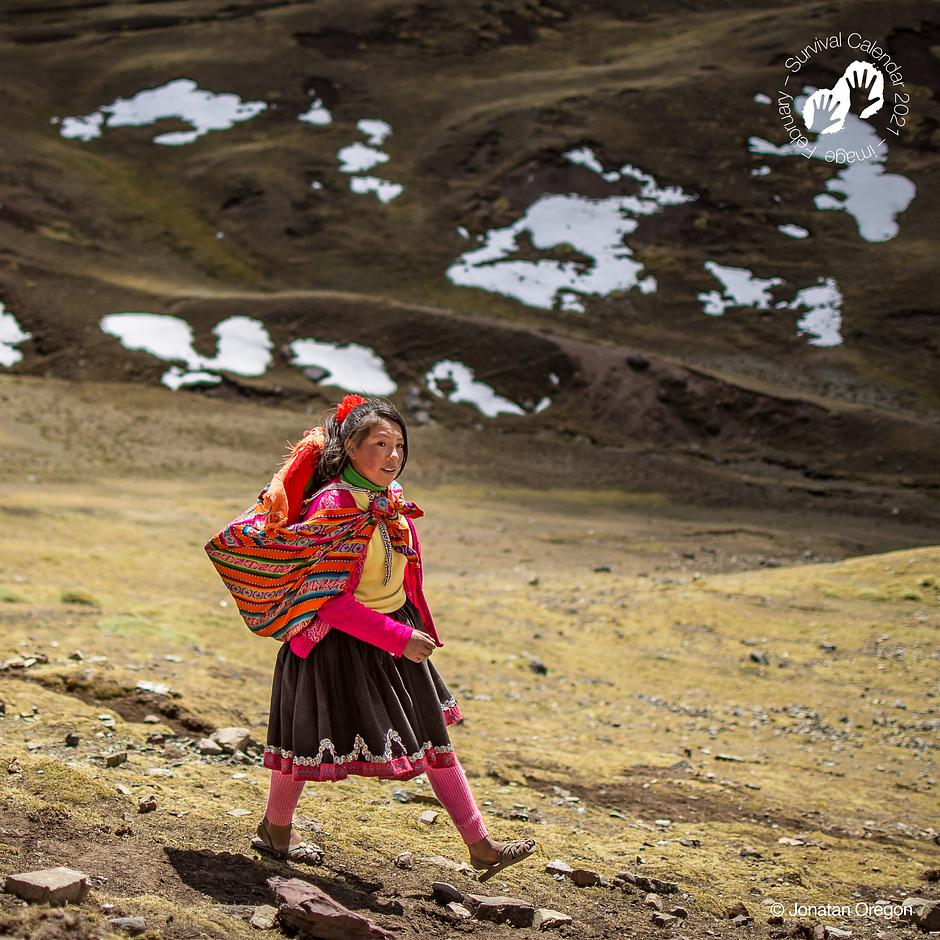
263, 731, 454, 768
262, 696, 463, 772
378, 519, 392, 584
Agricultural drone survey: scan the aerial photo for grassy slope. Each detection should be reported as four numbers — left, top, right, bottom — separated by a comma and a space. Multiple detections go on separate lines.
0, 379, 937, 939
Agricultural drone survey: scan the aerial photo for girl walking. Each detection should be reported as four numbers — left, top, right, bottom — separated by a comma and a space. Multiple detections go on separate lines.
206, 394, 536, 881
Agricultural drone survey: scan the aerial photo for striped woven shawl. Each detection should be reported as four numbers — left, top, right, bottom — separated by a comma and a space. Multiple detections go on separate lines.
204, 482, 422, 642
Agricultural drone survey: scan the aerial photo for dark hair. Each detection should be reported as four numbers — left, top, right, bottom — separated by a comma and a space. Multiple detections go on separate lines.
306, 396, 409, 495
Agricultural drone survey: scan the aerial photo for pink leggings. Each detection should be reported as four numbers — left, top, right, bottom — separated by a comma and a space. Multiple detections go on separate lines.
264, 754, 489, 844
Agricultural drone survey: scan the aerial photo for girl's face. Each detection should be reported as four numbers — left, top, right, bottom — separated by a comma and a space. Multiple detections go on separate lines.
344, 417, 406, 487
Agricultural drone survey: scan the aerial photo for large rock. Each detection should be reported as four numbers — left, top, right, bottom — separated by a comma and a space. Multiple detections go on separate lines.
108, 916, 147, 935
197, 738, 224, 755
533, 907, 572, 929
268, 876, 394, 939
900, 897, 940, 932
210, 727, 255, 754
4, 867, 90, 905
431, 882, 463, 904
463, 894, 535, 927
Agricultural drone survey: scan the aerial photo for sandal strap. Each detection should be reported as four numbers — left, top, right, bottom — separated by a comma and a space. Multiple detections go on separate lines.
500, 839, 536, 860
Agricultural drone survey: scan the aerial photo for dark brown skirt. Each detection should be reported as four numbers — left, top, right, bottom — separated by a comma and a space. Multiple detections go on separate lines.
262, 598, 463, 782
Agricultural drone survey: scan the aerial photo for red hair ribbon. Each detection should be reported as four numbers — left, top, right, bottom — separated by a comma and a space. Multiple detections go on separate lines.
336, 393, 366, 424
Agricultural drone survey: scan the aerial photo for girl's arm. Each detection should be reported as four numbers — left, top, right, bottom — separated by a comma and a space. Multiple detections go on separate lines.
314, 592, 414, 657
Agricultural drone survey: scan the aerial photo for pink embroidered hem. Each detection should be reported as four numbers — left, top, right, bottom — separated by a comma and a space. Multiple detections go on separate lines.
263, 703, 464, 782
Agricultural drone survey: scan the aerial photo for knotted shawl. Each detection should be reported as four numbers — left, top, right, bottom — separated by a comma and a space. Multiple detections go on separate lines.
204, 426, 423, 642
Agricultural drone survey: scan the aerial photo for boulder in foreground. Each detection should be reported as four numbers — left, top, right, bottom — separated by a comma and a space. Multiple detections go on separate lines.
4, 867, 90, 905
268, 876, 394, 939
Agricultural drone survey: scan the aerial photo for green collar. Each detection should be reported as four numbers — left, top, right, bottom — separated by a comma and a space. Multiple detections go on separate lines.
340, 462, 386, 492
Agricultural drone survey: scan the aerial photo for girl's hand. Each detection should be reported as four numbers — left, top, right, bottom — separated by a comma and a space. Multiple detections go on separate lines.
403, 629, 436, 663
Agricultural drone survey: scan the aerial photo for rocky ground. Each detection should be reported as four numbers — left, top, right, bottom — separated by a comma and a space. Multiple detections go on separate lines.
0, 373, 938, 939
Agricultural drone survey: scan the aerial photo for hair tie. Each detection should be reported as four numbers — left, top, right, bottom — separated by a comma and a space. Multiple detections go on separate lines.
336, 394, 366, 425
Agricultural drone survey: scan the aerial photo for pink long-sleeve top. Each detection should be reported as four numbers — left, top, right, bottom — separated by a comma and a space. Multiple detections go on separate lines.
287, 482, 442, 660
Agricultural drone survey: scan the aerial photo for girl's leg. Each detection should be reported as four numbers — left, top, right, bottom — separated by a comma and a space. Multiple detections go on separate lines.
264, 770, 306, 827
425, 754, 489, 844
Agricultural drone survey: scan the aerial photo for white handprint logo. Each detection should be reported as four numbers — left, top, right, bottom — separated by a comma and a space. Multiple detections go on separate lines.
801, 59, 885, 135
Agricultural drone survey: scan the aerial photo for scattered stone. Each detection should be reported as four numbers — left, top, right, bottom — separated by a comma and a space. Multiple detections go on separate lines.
668, 906, 689, 919
8, 756, 23, 774
69, 650, 84, 661
777, 836, 805, 846
652, 911, 679, 927
527, 656, 548, 675
715, 753, 746, 762
418, 809, 439, 825
731, 913, 751, 927
593, 565, 611, 573
740, 847, 763, 858
445, 901, 471, 919
3, 867, 90, 905
390, 787, 411, 803
545, 858, 573, 877
825, 928, 853, 939
136, 681, 169, 695
249, 904, 278, 929
900, 897, 940, 932
418, 854, 476, 876
750, 651, 769, 665
768, 914, 784, 925
138, 794, 158, 813
143, 714, 162, 724
210, 727, 255, 754
115, 783, 132, 796
614, 870, 679, 894
645, 893, 664, 910
533, 907, 572, 929
393, 851, 414, 869
197, 738, 224, 755
108, 916, 146, 935
463, 894, 535, 927
626, 353, 650, 370
65, 732, 80, 747
726, 901, 750, 919
432, 882, 463, 905
0, 701, 4, 716
144, 768, 173, 778
269, 875, 394, 939
819, 642, 837, 652
568, 868, 603, 887
106, 751, 128, 768
228, 808, 252, 816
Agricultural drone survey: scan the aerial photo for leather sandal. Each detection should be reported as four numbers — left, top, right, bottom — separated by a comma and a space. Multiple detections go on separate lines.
251, 817, 324, 865
469, 837, 538, 882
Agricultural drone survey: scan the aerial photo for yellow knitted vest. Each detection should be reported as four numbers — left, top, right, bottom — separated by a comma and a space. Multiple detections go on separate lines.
350, 489, 410, 612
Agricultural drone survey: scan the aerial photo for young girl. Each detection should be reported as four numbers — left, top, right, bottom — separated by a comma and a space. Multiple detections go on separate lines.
222, 394, 537, 881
